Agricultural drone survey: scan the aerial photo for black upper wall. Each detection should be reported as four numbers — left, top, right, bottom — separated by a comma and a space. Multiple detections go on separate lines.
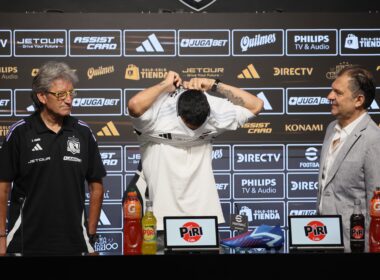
1, 0, 380, 13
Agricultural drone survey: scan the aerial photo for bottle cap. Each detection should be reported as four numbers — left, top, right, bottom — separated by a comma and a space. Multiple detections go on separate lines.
128, 191, 137, 197
146, 200, 153, 207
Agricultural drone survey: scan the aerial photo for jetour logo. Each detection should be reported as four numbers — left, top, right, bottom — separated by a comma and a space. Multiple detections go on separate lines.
179, 222, 203, 243
304, 220, 327, 241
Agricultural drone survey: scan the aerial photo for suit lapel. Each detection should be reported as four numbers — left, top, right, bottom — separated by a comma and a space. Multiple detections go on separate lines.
324, 114, 370, 187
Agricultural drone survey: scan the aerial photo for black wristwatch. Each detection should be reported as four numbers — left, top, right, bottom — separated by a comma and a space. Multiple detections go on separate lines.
88, 233, 99, 246
211, 79, 221, 92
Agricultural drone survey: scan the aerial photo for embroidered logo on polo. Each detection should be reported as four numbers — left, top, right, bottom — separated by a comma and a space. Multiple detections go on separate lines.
67, 136, 80, 154
31, 143, 43, 151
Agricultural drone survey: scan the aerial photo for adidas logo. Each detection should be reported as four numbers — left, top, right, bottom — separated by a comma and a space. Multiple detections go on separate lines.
98, 209, 111, 226
256, 91, 273, 110
136, 34, 164, 53
371, 100, 379, 110
32, 143, 43, 151
237, 64, 260, 79
97, 121, 120, 136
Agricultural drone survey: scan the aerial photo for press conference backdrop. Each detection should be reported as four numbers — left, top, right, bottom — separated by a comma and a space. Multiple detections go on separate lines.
1, 13, 380, 254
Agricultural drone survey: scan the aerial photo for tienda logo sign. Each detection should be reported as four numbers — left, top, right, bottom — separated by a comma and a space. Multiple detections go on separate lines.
304, 220, 327, 241
179, 222, 203, 243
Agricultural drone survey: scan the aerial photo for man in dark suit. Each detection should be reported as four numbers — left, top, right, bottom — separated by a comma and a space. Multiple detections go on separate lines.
318, 65, 380, 252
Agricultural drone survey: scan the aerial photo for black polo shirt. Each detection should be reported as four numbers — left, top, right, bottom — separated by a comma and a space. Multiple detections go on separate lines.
0, 112, 106, 255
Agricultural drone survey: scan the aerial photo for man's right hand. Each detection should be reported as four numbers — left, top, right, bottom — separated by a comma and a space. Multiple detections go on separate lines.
161, 71, 182, 93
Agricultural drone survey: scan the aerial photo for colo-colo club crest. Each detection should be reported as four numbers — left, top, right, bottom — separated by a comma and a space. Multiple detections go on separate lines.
67, 136, 80, 155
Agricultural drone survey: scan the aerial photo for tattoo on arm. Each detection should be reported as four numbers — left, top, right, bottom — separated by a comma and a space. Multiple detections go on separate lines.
219, 88, 245, 106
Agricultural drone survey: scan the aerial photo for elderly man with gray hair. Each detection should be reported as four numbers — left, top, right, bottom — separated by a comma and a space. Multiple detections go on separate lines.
0, 61, 106, 256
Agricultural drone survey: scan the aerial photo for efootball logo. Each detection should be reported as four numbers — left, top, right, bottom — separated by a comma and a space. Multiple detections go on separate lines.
179, 222, 203, 243
304, 220, 327, 241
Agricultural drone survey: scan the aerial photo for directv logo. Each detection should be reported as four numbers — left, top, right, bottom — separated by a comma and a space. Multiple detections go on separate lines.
136, 34, 164, 52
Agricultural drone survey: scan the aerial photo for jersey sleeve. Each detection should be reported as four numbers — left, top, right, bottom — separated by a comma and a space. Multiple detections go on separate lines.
127, 93, 169, 134
207, 93, 255, 131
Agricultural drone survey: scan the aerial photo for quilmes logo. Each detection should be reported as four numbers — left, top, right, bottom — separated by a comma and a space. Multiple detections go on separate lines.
179, 222, 203, 243
233, 30, 284, 56
14, 30, 66, 57
87, 65, 115, 79
304, 220, 327, 241
124, 30, 176, 56
69, 30, 122, 56
179, 0, 217, 12
237, 64, 260, 79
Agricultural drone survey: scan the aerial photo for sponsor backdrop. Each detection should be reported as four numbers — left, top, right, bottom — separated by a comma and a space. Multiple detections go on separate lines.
1, 13, 380, 254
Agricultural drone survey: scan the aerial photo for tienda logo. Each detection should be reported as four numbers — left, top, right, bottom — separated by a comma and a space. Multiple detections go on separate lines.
179, 222, 203, 243
304, 220, 327, 241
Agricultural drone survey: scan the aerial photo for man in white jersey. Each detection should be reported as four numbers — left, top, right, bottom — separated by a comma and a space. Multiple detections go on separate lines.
127, 71, 263, 232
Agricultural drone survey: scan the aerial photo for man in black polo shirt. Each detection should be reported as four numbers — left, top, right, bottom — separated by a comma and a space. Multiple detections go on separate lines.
0, 61, 106, 256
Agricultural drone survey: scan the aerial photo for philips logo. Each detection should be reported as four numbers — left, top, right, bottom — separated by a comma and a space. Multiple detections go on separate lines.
294, 35, 329, 43
241, 178, 276, 187
180, 39, 228, 47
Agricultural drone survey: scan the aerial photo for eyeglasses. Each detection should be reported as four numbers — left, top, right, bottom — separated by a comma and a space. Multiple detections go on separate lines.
45, 89, 77, 100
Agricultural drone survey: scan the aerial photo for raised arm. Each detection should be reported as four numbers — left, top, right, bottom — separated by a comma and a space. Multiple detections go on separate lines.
183, 78, 264, 116
127, 71, 182, 117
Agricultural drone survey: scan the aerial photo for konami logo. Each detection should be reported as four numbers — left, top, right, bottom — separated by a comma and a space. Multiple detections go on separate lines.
304, 220, 327, 241
179, 222, 203, 243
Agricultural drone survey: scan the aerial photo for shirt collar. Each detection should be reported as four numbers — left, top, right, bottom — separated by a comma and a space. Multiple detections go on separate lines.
334, 112, 367, 138
32, 112, 75, 134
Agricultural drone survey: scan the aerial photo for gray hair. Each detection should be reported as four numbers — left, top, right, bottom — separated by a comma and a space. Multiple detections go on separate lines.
31, 61, 78, 111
